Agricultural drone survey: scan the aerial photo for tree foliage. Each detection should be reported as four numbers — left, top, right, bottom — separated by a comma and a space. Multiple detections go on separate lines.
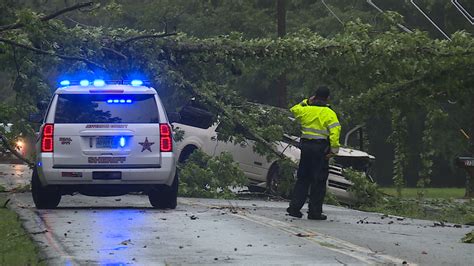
0, 1, 473, 193
178, 149, 246, 198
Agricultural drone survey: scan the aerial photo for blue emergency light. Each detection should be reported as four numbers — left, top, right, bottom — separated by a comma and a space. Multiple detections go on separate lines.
119, 137, 126, 148
107, 99, 133, 104
58, 78, 147, 87
93, 79, 105, 87
60, 80, 70, 86
131, 80, 143, 86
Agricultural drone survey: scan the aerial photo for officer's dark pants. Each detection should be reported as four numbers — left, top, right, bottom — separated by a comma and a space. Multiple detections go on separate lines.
289, 139, 329, 215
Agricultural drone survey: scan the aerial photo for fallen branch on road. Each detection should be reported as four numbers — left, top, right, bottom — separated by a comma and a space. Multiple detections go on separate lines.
2, 198, 11, 208
0, 133, 33, 167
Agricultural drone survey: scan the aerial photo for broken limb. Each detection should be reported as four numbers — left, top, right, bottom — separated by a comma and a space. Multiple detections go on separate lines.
0, 38, 106, 70
0, 2, 94, 32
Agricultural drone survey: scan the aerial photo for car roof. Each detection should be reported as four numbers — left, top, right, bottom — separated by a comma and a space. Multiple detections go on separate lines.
55, 85, 156, 94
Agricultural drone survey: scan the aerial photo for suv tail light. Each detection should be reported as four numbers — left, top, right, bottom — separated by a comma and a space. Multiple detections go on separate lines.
159, 123, 172, 152
41, 124, 54, 152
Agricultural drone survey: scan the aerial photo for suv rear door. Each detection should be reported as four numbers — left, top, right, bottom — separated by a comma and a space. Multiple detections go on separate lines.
52, 93, 164, 168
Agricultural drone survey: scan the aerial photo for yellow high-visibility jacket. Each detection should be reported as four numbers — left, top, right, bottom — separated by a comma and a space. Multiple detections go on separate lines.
290, 99, 341, 152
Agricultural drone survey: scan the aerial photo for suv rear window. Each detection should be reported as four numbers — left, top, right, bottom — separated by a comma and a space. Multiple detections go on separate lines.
54, 94, 159, 123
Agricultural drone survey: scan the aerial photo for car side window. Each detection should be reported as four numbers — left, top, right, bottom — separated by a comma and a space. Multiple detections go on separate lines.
178, 106, 215, 129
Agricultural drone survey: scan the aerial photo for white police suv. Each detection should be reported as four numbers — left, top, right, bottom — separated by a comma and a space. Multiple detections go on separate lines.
32, 79, 177, 209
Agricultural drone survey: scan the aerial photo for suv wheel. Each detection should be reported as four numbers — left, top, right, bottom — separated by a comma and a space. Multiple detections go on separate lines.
148, 173, 178, 209
31, 169, 61, 209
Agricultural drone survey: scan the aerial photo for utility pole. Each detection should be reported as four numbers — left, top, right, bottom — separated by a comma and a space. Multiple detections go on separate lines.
468, 93, 474, 197
276, 0, 287, 108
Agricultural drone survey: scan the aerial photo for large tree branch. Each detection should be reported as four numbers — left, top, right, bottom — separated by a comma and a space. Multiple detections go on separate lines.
101, 47, 128, 60
120, 33, 178, 47
0, 38, 106, 70
0, 1, 94, 32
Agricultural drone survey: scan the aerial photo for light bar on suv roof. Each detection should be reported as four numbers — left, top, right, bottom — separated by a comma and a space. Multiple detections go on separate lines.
89, 89, 124, 93
58, 79, 148, 87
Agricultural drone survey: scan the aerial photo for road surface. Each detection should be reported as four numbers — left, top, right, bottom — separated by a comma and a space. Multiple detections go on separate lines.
1, 164, 472, 265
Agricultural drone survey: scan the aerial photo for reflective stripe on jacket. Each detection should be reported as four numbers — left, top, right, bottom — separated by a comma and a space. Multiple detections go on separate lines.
290, 99, 341, 149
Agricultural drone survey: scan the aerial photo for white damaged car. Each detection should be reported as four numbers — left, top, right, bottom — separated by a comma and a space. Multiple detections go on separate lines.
173, 106, 375, 203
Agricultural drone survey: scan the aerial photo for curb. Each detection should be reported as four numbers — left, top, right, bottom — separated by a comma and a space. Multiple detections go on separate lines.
5, 193, 78, 265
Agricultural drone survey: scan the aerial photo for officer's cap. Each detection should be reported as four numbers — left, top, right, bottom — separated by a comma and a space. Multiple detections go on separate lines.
315, 86, 330, 99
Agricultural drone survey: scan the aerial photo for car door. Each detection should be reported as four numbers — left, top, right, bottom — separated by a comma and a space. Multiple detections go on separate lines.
213, 124, 268, 182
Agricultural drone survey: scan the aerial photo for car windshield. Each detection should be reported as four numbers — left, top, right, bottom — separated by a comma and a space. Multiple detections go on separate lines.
54, 94, 159, 123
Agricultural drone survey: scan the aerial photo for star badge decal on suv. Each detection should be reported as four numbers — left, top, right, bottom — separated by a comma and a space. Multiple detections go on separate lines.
139, 137, 154, 152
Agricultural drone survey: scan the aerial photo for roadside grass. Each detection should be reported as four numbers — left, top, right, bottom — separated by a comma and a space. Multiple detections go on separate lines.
380, 187, 465, 199
346, 172, 474, 225
360, 198, 474, 225
0, 194, 43, 265
0, 185, 5, 192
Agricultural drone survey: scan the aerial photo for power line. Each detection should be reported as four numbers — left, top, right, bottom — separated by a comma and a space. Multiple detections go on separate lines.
366, 0, 413, 33
410, 0, 451, 41
321, 0, 344, 26
451, 0, 474, 25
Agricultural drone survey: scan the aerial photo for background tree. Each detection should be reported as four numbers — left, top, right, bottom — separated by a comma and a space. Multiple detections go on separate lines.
0, 0, 473, 196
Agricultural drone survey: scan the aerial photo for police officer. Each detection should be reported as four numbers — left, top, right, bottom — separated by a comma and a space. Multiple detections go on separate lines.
286, 86, 341, 220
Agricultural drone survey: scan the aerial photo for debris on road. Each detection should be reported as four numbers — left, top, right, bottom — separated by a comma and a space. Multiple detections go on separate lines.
357, 217, 382, 225
31, 230, 48, 235
295, 232, 316, 237
462, 230, 474, 243
380, 214, 405, 221
120, 239, 132, 245
432, 221, 464, 228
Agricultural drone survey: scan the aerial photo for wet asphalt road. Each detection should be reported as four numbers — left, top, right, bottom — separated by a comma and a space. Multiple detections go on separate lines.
1, 164, 473, 265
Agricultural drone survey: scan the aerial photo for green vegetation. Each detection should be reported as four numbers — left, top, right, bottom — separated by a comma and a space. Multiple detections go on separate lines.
0, 185, 6, 192
0, 1, 473, 196
380, 187, 465, 199
344, 168, 384, 207
10, 183, 31, 193
178, 149, 247, 199
0, 195, 43, 265
462, 230, 474, 244
363, 198, 474, 225
343, 170, 474, 224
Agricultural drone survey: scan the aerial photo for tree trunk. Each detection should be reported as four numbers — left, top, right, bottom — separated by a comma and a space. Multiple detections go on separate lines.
277, 0, 286, 37
465, 168, 474, 198
276, 0, 287, 108
465, 94, 474, 198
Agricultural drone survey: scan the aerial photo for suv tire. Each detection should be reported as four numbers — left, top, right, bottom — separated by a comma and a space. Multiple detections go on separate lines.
32, 168, 61, 209
148, 173, 178, 209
